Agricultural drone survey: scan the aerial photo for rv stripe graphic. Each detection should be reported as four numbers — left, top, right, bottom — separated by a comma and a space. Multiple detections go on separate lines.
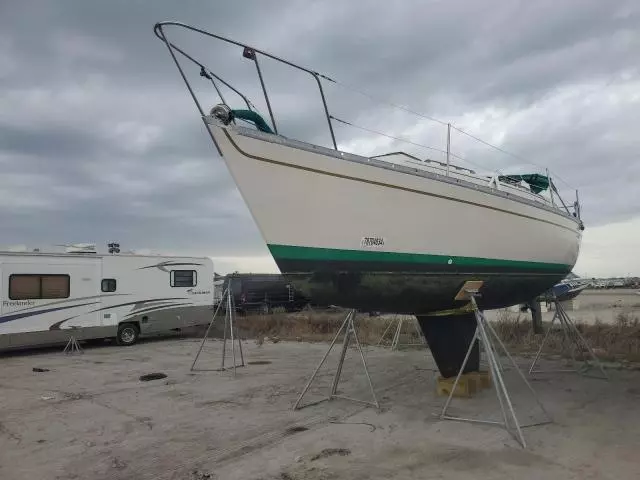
48, 297, 188, 330
0, 302, 101, 324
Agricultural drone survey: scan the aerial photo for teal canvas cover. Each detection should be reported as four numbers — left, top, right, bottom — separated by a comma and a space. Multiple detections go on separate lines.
231, 109, 274, 134
499, 174, 549, 194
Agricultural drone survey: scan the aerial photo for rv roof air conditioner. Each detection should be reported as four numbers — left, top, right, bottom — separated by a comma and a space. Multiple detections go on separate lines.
65, 243, 97, 254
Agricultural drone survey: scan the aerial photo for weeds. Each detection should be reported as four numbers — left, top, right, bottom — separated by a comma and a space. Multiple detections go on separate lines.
494, 309, 640, 362
211, 310, 424, 347
195, 307, 640, 362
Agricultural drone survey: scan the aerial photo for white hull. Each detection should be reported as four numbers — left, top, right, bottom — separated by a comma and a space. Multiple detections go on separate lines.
206, 122, 582, 314
209, 123, 581, 269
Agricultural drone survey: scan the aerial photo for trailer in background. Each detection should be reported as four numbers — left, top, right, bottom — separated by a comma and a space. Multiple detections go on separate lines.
223, 273, 310, 314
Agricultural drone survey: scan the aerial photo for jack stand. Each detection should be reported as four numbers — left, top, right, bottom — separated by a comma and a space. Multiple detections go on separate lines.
63, 334, 83, 355
440, 290, 551, 449
377, 314, 427, 350
529, 298, 608, 379
293, 309, 379, 410
191, 284, 245, 376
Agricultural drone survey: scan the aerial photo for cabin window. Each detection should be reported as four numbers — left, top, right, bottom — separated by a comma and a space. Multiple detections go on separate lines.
170, 270, 197, 287
9, 274, 70, 300
101, 279, 117, 292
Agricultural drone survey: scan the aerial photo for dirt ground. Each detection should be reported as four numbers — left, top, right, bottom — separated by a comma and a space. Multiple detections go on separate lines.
562, 289, 640, 324
1, 337, 639, 480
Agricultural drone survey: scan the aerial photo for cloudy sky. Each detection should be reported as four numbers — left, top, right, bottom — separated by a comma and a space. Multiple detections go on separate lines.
1, 0, 638, 277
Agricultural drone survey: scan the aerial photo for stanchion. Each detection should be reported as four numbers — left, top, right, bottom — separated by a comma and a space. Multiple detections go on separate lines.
529, 298, 608, 379
377, 314, 426, 350
439, 285, 551, 448
191, 283, 245, 376
63, 334, 83, 355
293, 309, 379, 410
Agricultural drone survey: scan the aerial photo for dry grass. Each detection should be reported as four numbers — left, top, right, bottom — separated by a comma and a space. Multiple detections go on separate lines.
492, 309, 640, 363
233, 309, 424, 347
201, 307, 640, 362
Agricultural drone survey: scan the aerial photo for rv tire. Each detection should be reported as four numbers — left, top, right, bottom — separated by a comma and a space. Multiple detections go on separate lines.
117, 323, 140, 346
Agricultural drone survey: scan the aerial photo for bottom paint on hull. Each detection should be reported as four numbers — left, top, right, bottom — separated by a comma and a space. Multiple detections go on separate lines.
270, 245, 569, 378
273, 260, 568, 315
269, 244, 571, 314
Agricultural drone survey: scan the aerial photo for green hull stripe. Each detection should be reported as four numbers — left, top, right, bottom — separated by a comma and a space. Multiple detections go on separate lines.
268, 244, 571, 272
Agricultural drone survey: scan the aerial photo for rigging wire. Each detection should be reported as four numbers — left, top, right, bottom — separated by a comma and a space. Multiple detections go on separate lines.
450, 125, 529, 163
331, 116, 455, 157
328, 78, 573, 187
178, 23, 579, 191
200, 51, 574, 190
330, 78, 449, 128
330, 116, 499, 175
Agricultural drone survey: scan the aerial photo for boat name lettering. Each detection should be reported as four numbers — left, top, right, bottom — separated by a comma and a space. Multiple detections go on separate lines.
3, 300, 36, 308
361, 236, 385, 248
187, 288, 211, 295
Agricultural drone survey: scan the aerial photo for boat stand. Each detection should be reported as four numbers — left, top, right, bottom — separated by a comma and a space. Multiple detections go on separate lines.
377, 314, 427, 350
191, 285, 245, 376
63, 334, 83, 355
529, 299, 608, 379
440, 293, 551, 448
293, 309, 379, 410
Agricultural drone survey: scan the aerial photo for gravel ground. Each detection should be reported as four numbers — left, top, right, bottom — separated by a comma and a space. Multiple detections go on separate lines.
0, 336, 639, 480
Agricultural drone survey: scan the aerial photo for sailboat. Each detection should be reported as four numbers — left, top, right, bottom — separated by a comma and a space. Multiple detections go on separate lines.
154, 22, 584, 376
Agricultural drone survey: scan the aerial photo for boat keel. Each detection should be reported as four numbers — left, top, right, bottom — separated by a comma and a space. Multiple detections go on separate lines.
417, 312, 480, 377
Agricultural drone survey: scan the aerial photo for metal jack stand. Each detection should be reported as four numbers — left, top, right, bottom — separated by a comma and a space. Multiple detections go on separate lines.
377, 314, 427, 350
63, 334, 83, 355
191, 285, 245, 376
293, 309, 379, 410
440, 288, 551, 448
529, 298, 608, 379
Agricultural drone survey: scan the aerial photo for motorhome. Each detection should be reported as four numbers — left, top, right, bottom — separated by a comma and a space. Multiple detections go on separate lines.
0, 246, 214, 350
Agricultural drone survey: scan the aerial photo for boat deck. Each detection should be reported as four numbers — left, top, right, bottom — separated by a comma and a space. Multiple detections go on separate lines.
219, 121, 579, 223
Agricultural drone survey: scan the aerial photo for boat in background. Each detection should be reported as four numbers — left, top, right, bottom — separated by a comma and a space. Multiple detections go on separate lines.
546, 272, 591, 302
154, 22, 584, 376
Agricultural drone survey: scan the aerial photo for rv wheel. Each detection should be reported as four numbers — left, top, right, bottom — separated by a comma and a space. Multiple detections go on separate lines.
117, 323, 139, 346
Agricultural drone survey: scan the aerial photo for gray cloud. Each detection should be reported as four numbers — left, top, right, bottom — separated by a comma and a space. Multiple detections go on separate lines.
1, 0, 639, 268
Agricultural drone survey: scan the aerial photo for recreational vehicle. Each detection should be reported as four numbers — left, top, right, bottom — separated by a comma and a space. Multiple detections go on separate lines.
0, 247, 214, 350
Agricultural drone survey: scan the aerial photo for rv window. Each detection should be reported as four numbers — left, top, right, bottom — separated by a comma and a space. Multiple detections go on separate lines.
101, 279, 117, 292
41, 275, 70, 299
170, 270, 197, 287
9, 274, 70, 300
